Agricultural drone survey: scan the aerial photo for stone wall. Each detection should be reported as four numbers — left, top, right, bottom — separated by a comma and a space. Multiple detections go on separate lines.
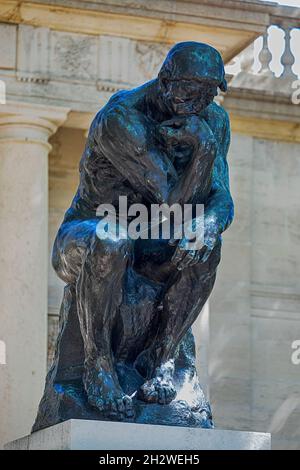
210, 133, 300, 450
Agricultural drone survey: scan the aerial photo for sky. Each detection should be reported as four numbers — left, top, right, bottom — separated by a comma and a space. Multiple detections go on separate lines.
261, 0, 300, 6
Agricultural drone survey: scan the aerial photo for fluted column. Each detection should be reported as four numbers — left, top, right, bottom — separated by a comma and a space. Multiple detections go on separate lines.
0, 102, 69, 447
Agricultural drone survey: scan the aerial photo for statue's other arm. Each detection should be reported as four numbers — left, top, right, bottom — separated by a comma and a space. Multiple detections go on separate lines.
205, 107, 234, 234
93, 100, 177, 205
169, 107, 234, 269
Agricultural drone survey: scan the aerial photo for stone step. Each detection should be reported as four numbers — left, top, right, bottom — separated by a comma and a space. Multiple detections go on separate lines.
5, 419, 271, 450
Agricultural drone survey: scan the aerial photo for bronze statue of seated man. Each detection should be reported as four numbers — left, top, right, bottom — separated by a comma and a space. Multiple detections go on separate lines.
33, 42, 234, 431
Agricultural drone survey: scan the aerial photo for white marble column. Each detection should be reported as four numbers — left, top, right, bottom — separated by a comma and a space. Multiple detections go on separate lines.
0, 102, 69, 448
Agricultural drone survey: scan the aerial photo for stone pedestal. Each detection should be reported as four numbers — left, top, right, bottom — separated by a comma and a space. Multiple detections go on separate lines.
5, 419, 271, 450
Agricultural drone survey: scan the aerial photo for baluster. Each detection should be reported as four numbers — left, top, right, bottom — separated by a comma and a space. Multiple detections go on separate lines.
258, 28, 273, 76
280, 25, 297, 80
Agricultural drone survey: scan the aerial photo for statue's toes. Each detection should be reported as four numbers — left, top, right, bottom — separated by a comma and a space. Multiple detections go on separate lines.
137, 381, 158, 403
88, 394, 105, 412
137, 379, 176, 405
114, 395, 135, 418
123, 395, 135, 418
157, 383, 177, 405
115, 398, 125, 413
87, 389, 134, 419
106, 395, 135, 419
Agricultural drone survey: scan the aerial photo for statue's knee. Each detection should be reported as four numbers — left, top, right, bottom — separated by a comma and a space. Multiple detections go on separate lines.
51, 245, 61, 276
88, 236, 133, 276
91, 236, 133, 260
208, 241, 222, 271
52, 231, 86, 283
52, 247, 74, 284
52, 235, 66, 277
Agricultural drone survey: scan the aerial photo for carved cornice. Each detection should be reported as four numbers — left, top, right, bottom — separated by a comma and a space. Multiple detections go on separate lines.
1, 4, 299, 143
224, 87, 300, 144
0, 0, 274, 63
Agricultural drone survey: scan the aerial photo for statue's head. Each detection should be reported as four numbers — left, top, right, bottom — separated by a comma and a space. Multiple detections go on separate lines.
158, 42, 227, 115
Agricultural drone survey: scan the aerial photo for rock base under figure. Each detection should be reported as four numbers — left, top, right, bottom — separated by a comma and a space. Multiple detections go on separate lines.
32, 375, 212, 432
32, 284, 213, 433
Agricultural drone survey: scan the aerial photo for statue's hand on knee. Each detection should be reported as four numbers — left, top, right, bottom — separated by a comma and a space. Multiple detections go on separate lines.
170, 214, 221, 270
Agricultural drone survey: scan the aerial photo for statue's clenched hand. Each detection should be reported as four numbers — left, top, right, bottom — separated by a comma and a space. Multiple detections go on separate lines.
170, 215, 221, 270
157, 115, 218, 205
157, 114, 217, 155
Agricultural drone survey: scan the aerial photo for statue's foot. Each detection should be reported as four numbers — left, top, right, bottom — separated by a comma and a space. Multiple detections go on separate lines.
137, 359, 177, 405
84, 366, 135, 419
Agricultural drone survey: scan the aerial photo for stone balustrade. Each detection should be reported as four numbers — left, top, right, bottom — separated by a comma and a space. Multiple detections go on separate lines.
226, 19, 299, 89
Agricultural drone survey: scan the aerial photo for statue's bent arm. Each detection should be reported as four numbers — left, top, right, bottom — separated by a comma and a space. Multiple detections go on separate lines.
205, 109, 234, 233
94, 103, 178, 205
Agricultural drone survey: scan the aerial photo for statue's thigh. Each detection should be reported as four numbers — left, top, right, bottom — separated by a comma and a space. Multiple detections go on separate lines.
52, 219, 99, 283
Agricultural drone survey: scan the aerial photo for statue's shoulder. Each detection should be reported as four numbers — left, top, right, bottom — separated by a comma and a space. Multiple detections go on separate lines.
202, 102, 230, 156
87, 89, 130, 138
99, 89, 130, 116
90, 80, 153, 140
101, 80, 153, 117
205, 101, 230, 131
